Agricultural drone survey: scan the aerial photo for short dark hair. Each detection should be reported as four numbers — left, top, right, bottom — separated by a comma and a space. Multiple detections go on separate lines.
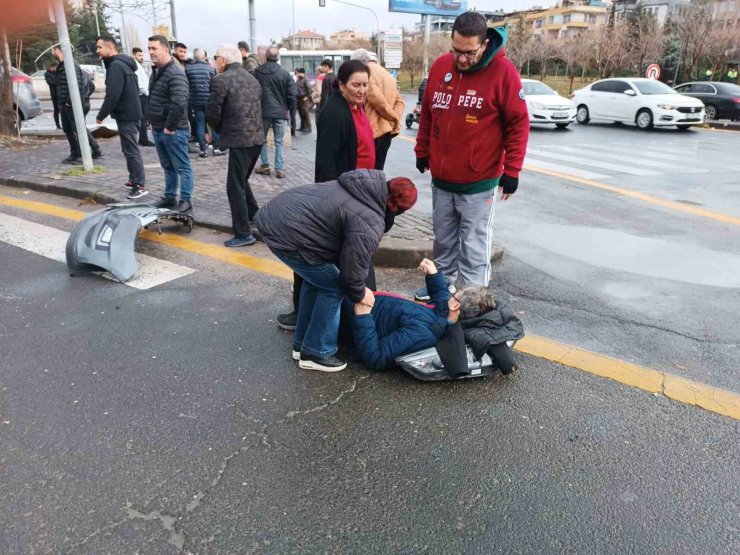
148, 35, 169, 48
52, 44, 62, 52
295, 67, 305, 74
174, 42, 187, 50
96, 35, 118, 49
320, 59, 333, 70
452, 11, 488, 43
132, 47, 142, 54
337, 60, 370, 86
237, 41, 249, 52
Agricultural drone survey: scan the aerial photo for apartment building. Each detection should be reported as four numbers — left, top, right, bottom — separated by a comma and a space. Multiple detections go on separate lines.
493, 1, 609, 39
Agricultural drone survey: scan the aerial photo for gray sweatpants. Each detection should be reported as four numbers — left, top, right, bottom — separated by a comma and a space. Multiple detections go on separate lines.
432, 186, 497, 287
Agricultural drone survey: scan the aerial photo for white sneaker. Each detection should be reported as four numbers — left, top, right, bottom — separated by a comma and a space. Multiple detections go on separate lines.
292, 350, 300, 361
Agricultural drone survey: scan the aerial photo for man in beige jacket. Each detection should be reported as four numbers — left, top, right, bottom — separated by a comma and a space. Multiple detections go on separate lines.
351, 49, 405, 171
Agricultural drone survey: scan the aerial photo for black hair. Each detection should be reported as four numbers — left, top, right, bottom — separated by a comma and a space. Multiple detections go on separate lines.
174, 42, 187, 50
237, 41, 249, 52
96, 35, 118, 49
148, 35, 169, 48
336, 59, 370, 86
295, 67, 305, 73
451, 11, 488, 43
320, 59, 333, 70
132, 47, 142, 54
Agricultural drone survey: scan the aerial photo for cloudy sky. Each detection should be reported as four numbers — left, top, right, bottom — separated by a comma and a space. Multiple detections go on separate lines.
121, 0, 551, 55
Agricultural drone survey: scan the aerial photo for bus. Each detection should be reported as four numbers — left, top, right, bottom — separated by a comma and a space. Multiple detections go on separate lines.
277, 49, 353, 79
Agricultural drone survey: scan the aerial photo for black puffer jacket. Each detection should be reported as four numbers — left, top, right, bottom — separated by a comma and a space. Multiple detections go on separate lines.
461, 304, 525, 360
55, 60, 91, 112
44, 69, 57, 100
97, 54, 142, 122
253, 61, 296, 120
206, 63, 264, 150
315, 92, 357, 182
255, 169, 387, 302
184, 60, 214, 108
148, 59, 190, 130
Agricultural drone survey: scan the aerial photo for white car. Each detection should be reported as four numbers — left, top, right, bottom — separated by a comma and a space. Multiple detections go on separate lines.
572, 78, 705, 130
522, 79, 577, 129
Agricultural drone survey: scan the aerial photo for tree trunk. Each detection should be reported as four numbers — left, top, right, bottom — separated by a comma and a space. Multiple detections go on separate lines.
0, 30, 16, 136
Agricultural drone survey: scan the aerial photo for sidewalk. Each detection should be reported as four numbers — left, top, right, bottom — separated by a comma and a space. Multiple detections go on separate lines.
0, 132, 501, 267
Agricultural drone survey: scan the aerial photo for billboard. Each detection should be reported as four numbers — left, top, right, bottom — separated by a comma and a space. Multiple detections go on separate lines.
389, 0, 468, 17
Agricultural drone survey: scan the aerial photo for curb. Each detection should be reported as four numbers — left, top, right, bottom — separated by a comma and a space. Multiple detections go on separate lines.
0, 177, 506, 268
705, 121, 740, 132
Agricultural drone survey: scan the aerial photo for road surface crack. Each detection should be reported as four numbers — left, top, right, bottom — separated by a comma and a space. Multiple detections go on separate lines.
285, 375, 369, 419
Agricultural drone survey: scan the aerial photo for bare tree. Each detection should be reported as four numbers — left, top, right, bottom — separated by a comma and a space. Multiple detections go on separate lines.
627, 7, 665, 75
671, 0, 714, 81
704, 22, 740, 79
592, 22, 631, 78
402, 37, 423, 88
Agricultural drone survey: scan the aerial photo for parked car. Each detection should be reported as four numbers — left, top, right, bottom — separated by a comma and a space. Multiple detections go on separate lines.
80, 64, 106, 94
31, 70, 51, 100
1, 67, 43, 129
572, 78, 705, 130
672, 81, 740, 121
521, 79, 576, 129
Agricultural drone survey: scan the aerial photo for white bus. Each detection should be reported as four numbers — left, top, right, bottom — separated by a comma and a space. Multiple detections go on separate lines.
277, 49, 353, 78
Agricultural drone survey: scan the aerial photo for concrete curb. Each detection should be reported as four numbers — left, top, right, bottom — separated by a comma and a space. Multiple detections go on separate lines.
0, 176, 505, 269
705, 121, 740, 132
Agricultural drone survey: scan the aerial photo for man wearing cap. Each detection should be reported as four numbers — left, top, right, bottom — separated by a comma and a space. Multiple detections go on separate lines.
414, 11, 529, 300
294, 68, 313, 132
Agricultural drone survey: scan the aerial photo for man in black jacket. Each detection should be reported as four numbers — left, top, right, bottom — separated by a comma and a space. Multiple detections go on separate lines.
95, 36, 147, 199
44, 64, 61, 129
317, 59, 336, 116
207, 45, 264, 247
147, 35, 193, 211
185, 49, 215, 158
52, 45, 102, 165
254, 46, 296, 178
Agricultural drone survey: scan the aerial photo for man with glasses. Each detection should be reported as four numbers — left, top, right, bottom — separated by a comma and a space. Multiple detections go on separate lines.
414, 11, 529, 300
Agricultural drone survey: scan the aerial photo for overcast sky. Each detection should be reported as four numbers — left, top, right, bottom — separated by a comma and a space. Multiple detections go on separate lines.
121, 0, 552, 56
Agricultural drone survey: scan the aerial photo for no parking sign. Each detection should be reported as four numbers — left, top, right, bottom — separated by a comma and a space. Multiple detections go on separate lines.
646, 64, 661, 80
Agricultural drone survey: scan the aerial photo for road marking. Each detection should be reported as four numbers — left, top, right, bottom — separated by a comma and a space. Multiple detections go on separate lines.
519, 158, 611, 180
582, 143, 693, 163
1, 193, 738, 420
542, 145, 706, 173
526, 148, 660, 176
0, 212, 195, 289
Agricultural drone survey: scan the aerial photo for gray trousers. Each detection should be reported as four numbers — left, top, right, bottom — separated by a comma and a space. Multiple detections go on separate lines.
432, 186, 497, 287
117, 120, 145, 186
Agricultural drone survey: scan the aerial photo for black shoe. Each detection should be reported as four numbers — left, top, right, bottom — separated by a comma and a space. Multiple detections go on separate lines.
123, 181, 134, 190
62, 156, 82, 165
176, 200, 192, 213
277, 311, 297, 331
140, 141, 156, 147
127, 186, 149, 200
298, 352, 347, 372
92, 151, 103, 159
199, 151, 207, 158
154, 196, 178, 208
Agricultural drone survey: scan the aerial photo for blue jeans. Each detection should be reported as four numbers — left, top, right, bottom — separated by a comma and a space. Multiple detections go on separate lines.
194, 108, 207, 153
153, 129, 194, 200
259, 118, 285, 171
270, 247, 342, 357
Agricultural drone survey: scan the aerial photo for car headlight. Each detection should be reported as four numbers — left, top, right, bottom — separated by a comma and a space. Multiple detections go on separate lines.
529, 102, 544, 110
657, 104, 675, 110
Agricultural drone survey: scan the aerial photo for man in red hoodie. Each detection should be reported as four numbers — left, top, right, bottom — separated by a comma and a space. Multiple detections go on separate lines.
414, 11, 529, 300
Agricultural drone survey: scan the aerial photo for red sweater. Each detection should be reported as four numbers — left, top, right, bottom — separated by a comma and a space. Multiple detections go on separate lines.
352, 104, 376, 170
415, 28, 530, 193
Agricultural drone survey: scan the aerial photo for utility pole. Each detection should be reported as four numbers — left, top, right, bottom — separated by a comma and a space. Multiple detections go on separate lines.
422, 14, 431, 78
118, 0, 128, 56
170, 0, 178, 39
92, 1, 105, 67
151, 0, 158, 35
248, 0, 257, 53
52, 0, 94, 171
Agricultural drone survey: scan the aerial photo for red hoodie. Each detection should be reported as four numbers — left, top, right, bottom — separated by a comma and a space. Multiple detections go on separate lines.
415, 28, 530, 194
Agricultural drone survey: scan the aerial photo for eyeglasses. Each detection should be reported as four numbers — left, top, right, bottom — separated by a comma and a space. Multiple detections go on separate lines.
213, 55, 221, 61
451, 43, 484, 60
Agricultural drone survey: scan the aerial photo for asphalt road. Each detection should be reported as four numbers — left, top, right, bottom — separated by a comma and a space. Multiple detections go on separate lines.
1, 189, 739, 553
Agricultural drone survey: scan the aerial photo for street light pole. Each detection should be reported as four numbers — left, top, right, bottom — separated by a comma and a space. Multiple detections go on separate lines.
170, 0, 178, 39
118, 0, 128, 55
248, 0, 257, 53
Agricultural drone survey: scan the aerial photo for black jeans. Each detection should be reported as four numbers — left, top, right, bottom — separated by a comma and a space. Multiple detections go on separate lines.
138, 95, 150, 144
374, 132, 393, 171
117, 120, 145, 186
291, 262, 377, 312
51, 96, 61, 128
226, 145, 262, 237
61, 106, 100, 158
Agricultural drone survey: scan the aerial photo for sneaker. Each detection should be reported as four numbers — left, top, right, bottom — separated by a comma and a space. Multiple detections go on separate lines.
176, 200, 192, 213
199, 151, 207, 158
212, 149, 226, 156
62, 156, 82, 165
275, 170, 286, 178
299, 352, 347, 372
92, 151, 103, 159
188, 145, 200, 154
292, 350, 300, 361
154, 196, 178, 208
277, 311, 297, 331
123, 181, 134, 190
414, 284, 456, 302
224, 234, 256, 247
127, 186, 149, 200
139, 141, 156, 147
254, 165, 271, 175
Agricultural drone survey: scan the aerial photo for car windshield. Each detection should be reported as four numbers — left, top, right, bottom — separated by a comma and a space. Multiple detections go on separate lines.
522, 81, 557, 96
633, 81, 676, 95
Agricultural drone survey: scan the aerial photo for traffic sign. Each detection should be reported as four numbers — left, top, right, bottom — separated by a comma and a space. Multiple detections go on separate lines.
646, 64, 661, 80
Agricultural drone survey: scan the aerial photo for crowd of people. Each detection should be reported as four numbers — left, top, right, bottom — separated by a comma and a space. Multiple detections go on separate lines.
49, 11, 527, 374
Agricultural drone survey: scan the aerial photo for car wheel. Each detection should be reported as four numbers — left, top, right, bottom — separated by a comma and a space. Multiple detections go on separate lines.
555, 123, 570, 129
636, 109, 653, 130
704, 104, 717, 120
576, 105, 590, 124
405, 114, 414, 129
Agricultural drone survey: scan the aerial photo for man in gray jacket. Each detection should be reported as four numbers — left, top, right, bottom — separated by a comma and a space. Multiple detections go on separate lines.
207, 45, 264, 247
253, 46, 296, 178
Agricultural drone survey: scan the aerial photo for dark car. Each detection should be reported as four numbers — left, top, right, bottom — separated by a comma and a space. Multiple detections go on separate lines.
673, 81, 740, 121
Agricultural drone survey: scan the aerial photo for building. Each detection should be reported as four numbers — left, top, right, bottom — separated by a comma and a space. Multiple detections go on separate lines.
329, 29, 368, 43
493, 1, 609, 39
711, 0, 740, 26
613, 0, 693, 25
412, 10, 508, 37
282, 30, 326, 50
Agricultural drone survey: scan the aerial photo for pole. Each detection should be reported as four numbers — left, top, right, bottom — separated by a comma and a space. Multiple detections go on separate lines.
170, 0, 178, 39
422, 14, 431, 78
248, 0, 257, 53
52, 0, 94, 171
151, 0, 158, 35
292, 0, 296, 38
118, 0, 128, 56
93, 2, 105, 68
